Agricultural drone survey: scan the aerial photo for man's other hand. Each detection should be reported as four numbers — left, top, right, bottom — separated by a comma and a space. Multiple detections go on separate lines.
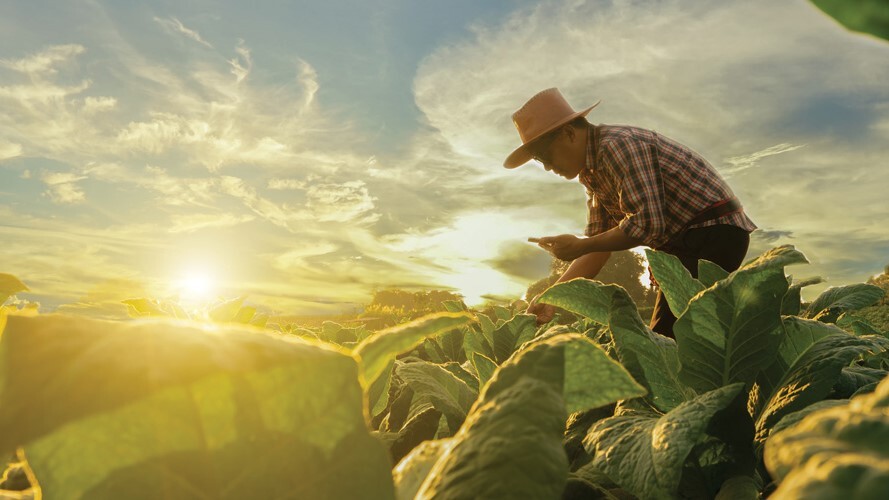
534, 234, 586, 261
526, 300, 555, 325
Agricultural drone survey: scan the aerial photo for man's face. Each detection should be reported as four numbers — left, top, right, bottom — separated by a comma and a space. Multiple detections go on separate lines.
530, 129, 582, 180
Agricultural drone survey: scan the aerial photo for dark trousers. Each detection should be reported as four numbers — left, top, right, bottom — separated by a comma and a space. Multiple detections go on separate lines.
649, 224, 750, 338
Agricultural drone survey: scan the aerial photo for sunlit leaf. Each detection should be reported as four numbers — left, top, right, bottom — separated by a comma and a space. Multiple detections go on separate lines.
0, 273, 29, 305
0, 315, 395, 499
208, 296, 245, 323
585, 383, 745, 500
697, 259, 729, 287
539, 280, 691, 412
645, 249, 705, 317
396, 360, 478, 431
674, 246, 807, 393
472, 352, 498, 389
753, 317, 888, 443
805, 283, 885, 323
354, 312, 473, 387
765, 375, 889, 499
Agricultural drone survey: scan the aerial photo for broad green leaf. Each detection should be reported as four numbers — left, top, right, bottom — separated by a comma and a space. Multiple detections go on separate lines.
0, 315, 395, 499
354, 312, 473, 387
645, 249, 705, 317
836, 312, 883, 335
208, 296, 245, 323
490, 313, 537, 363
674, 246, 807, 393
585, 383, 745, 500
441, 300, 467, 313
232, 305, 256, 324
810, 0, 889, 41
753, 317, 886, 443
698, 259, 729, 288
765, 375, 889, 499
393, 439, 454, 500
369, 360, 395, 417
477, 313, 496, 346
472, 352, 497, 389
492, 305, 512, 321
441, 361, 479, 392
539, 279, 691, 412
769, 400, 848, 438
783, 276, 824, 316
0, 273, 28, 305
805, 283, 885, 322
833, 365, 887, 399
480, 333, 646, 415
435, 328, 465, 362
740, 245, 809, 272
395, 361, 478, 431
415, 377, 569, 499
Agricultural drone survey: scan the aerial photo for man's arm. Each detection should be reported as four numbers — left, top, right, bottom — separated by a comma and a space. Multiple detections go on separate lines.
535, 226, 642, 261
527, 251, 611, 324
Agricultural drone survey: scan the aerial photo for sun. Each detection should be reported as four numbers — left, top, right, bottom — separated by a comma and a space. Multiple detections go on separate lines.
177, 270, 216, 303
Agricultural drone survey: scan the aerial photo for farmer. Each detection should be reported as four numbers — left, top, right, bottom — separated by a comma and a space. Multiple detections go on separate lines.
506, 88, 756, 338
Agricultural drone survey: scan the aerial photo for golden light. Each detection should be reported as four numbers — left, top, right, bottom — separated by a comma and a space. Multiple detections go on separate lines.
176, 270, 217, 303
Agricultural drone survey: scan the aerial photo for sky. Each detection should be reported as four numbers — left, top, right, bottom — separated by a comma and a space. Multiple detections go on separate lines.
1, 0, 888, 317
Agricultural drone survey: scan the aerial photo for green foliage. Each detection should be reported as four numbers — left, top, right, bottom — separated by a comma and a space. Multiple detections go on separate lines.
394, 334, 645, 498
354, 312, 473, 388
0, 315, 395, 499
804, 283, 885, 323
395, 360, 478, 432
765, 375, 889, 498
539, 279, 692, 412
4, 246, 888, 498
584, 384, 745, 500
781, 276, 824, 316
751, 317, 888, 444
673, 246, 807, 393
810, 0, 889, 41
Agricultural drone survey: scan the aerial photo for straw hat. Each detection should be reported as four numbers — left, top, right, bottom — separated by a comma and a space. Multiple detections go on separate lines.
504, 88, 600, 168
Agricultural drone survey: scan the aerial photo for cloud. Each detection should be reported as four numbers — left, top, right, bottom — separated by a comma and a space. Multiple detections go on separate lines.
0, 141, 22, 161
138, 166, 218, 208
153, 16, 213, 48
229, 39, 251, 83
723, 143, 806, 176
0, 44, 85, 75
304, 181, 378, 223
41, 171, 87, 204
169, 212, 255, 233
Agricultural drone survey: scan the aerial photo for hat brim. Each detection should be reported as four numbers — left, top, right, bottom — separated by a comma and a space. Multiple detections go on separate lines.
503, 101, 600, 169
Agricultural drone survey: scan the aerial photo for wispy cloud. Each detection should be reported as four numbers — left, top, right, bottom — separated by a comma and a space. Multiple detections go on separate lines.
169, 212, 255, 233
41, 171, 87, 204
153, 16, 213, 48
723, 143, 806, 176
0, 141, 22, 161
0, 44, 85, 74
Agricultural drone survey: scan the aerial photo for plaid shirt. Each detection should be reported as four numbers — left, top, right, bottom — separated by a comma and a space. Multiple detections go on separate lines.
581, 125, 756, 248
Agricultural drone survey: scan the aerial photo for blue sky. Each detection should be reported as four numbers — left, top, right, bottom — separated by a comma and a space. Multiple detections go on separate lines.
1, 0, 888, 317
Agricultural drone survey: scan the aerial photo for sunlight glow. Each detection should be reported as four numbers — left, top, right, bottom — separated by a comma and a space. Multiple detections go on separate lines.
177, 270, 217, 303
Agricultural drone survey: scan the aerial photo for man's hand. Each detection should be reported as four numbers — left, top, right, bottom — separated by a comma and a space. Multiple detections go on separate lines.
526, 300, 555, 326
530, 234, 587, 261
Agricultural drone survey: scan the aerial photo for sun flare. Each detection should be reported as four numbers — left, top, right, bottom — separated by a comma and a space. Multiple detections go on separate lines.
177, 271, 216, 302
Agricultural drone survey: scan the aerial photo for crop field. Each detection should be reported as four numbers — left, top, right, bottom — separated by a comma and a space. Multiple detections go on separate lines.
1, 245, 887, 499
